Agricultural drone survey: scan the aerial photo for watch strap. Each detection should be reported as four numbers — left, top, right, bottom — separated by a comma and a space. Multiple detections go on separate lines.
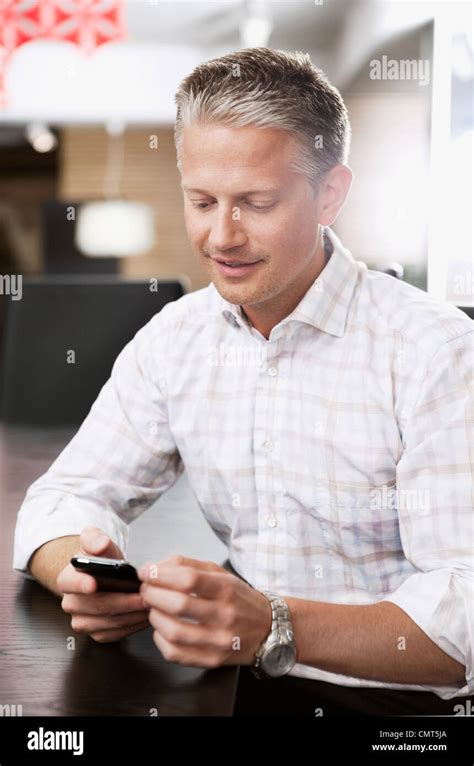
251, 591, 294, 680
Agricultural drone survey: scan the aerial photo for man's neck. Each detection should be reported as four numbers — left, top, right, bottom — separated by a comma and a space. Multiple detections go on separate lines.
241, 230, 330, 340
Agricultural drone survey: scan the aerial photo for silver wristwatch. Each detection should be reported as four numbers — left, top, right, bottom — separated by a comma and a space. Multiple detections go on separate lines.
251, 591, 297, 679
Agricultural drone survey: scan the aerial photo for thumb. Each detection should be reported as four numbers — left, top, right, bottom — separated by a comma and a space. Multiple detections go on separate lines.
80, 526, 123, 559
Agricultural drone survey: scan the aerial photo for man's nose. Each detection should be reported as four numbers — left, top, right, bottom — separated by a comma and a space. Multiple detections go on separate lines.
208, 207, 247, 252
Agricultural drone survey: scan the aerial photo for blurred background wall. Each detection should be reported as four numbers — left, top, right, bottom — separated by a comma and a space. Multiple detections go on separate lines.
0, 0, 472, 299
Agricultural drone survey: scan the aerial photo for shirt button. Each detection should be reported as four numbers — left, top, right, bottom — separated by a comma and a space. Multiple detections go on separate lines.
267, 516, 277, 528
268, 366, 278, 377
263, 440, 274, 452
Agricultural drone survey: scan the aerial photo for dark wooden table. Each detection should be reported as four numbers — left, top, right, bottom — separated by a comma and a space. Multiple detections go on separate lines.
0, 424, 238, 716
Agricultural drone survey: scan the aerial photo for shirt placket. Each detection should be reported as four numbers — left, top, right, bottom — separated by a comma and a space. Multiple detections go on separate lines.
252, 331, 284, 592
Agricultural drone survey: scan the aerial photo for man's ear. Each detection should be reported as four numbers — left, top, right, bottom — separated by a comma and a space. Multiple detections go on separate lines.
318, 164, 353, 226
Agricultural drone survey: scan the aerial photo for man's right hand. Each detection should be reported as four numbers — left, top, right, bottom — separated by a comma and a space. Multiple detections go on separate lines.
57, 526, 150, 643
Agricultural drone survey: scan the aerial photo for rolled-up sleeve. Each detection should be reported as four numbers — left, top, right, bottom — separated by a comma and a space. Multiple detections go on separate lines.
384, 329, 474, 699
13, 304, 183, 578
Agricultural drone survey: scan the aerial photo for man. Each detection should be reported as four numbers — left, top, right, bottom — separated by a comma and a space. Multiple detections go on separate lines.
13, 48, 473, 716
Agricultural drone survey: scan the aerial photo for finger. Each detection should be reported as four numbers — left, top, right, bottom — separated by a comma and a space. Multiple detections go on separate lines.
79, 526, 123, 559
149, 608, 231, 651
163, 555, 225, 572
140, 584, 223, 624
141, 554, 227, 572
62, 590, 147, 616
151, 629, 221, 669
137, 556, 224, 585
57, 563, 98, 595
71, 609, 150, 634
91, 620, 150, 644
137, 561, 229, 599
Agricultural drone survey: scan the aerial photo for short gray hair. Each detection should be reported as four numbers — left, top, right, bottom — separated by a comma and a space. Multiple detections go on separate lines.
174, 47, 351, 190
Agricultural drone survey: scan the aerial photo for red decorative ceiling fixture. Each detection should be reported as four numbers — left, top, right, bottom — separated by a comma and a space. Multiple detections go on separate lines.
0, 0, 126, 107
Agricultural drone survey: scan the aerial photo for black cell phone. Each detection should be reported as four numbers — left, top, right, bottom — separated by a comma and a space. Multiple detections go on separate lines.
71, 555, 141, 593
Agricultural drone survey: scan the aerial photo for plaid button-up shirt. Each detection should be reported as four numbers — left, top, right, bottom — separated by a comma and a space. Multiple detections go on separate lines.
14, 227, 474, 700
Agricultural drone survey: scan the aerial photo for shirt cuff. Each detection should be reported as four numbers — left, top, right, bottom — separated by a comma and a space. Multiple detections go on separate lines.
383, 568, 474, 700
13, 491, 130, 578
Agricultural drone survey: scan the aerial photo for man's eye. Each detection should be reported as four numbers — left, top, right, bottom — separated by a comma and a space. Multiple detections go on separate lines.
192, 201, 214, 210
191, 201, 274, 211
249, 203, 274, 210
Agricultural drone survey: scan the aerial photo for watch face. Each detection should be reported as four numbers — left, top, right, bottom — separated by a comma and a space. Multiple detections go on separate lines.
263, 643, 296, 678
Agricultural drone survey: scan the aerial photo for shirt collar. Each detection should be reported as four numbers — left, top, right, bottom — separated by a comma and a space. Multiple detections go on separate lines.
212, 227, 360, 339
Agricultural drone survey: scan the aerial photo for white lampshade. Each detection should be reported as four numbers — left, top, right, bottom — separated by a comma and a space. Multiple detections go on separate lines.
75, 200, 155, 257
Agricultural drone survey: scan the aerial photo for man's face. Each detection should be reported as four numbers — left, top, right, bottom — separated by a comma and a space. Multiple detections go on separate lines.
180, 123, 323, 310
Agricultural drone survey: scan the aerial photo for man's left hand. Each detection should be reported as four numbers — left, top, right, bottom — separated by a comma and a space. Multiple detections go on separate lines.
137, 555, 272, 669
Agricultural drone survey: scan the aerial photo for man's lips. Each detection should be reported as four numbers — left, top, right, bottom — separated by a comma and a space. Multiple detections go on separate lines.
211, 257, 264, 278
